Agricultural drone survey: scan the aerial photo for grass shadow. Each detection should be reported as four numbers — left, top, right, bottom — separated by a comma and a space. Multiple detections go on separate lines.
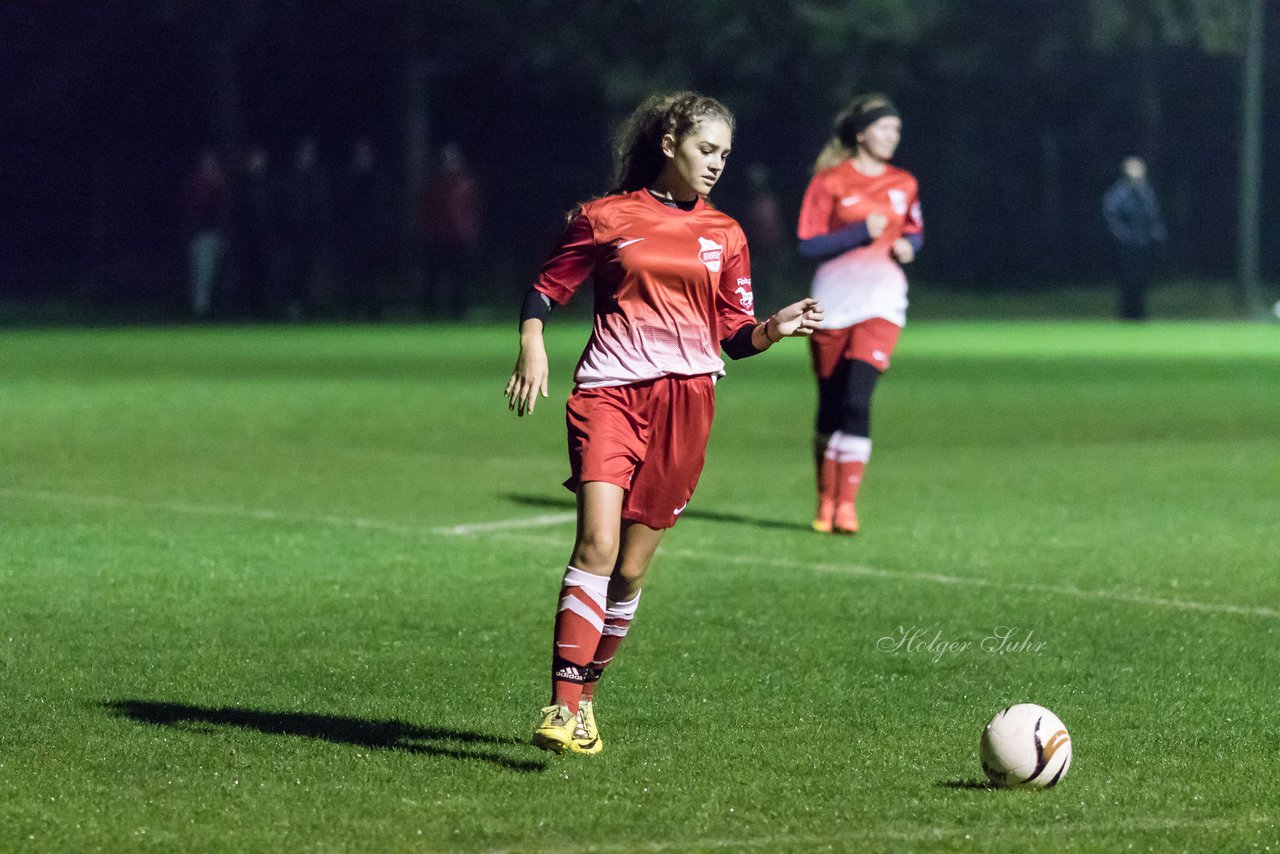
105, 699, 547, 773
938, 778, 996, 790
506, 492, 810, 533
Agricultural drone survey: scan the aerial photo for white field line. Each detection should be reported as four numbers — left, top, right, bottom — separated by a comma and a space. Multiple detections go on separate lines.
474, 530, 1280, 620
0, 487, 575, 538
493, 813, 1277, 854
437, 513, 576, 535
4, 486, 1274, 620
662, 547, 1280, 620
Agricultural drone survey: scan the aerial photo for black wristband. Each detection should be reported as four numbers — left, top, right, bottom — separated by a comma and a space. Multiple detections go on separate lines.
519, 287, 553, 326
721, 323, 764, 360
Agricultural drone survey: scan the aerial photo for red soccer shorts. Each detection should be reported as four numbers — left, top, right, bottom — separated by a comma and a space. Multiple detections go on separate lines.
808, 316, 902, 378
564, 375, 716, 530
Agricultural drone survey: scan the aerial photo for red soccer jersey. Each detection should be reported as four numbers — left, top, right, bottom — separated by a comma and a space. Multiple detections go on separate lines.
797, 161, 922, 329
534, 189, 756, 388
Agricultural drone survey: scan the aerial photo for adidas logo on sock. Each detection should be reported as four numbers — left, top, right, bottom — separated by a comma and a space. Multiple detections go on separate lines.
553, 657, 589, 684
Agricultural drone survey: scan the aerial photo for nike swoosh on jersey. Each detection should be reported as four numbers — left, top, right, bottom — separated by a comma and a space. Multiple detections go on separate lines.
616, 237, 645, 249
673, 502, 688, 516
840, 195, 861, 206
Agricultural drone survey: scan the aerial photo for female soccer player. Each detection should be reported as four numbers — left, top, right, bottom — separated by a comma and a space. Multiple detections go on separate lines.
797, 94, 923, 535
505, 91, 824, 755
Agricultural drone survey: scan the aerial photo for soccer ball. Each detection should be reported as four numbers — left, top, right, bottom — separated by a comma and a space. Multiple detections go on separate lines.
980, 703, 1072, 788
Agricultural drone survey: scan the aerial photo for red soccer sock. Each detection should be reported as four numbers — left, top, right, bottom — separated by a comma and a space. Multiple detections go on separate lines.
835, 458, 866, 509
830, 433, 871, 532
814, 439, 838, 527
581, 590, 642, 702
550, 566, 609, 714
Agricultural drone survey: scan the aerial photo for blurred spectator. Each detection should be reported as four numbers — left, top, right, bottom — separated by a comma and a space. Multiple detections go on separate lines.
742, 163, 786, 306
184, 149, 230, 318
230, 145, 278, 319
334, 138, 393, 320
1102, 156, 1166, 321
420, 142, 482, 320
279, 137, 332, 321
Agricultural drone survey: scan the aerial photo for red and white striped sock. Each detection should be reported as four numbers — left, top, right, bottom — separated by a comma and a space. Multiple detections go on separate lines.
581, 590, 642, 702
831, 432, 871, 528
550, 566, 609, 714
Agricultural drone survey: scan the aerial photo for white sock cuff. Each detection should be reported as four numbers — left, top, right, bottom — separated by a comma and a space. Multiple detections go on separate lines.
830, 432, 872, 462
605, 590, 642, 621
563, 566, 610, 605
821, 431, 838, 460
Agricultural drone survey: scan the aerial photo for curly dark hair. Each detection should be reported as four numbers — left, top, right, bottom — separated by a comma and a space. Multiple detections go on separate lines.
611, 91, 735, 194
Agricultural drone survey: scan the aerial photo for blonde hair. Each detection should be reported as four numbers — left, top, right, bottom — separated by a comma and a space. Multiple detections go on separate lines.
811, 139, 853, 174
813, 93, 899, 174
611, 91, 735, 194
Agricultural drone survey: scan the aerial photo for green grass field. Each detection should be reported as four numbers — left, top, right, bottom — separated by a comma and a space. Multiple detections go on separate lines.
2, 320, 1278, 852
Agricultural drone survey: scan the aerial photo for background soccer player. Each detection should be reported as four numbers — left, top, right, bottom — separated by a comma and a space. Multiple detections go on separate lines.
797, 94, 923, 535
504, 91, 824, 755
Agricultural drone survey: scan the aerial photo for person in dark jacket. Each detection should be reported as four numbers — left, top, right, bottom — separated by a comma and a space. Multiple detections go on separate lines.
1102, 157, 1167, 321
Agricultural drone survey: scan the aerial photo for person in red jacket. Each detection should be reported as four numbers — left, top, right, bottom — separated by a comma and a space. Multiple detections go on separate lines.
420, 143, 482, 320
797, 94, 923, 535
505, 91, 823, 756
184, 149, 230, 318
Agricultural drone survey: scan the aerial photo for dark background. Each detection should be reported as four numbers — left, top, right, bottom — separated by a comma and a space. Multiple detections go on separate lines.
2, 0, 1277, 318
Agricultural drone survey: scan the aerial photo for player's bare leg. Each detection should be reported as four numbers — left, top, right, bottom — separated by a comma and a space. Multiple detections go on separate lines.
569, 481, 627, 575
611, 520, 665, 600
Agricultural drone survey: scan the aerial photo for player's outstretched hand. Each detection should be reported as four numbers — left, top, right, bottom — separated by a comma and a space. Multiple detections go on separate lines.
504, 340, 549, 417
771, 298, 825, 338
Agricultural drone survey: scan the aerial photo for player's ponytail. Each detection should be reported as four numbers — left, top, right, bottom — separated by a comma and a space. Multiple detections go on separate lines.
611, 91, 735, 194
811, 139, 853, 174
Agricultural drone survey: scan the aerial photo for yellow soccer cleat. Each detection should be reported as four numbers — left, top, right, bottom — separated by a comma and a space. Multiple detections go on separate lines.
833, 503, 859, 535
531, 705, 577, 754
568, 700, 603, 755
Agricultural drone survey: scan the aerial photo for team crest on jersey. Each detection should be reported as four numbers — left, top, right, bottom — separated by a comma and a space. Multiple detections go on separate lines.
697, 237, 723, 273
888, 189, 908, 215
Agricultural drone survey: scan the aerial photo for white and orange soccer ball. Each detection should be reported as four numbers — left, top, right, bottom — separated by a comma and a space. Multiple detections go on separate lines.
980, 703, 1072, 788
